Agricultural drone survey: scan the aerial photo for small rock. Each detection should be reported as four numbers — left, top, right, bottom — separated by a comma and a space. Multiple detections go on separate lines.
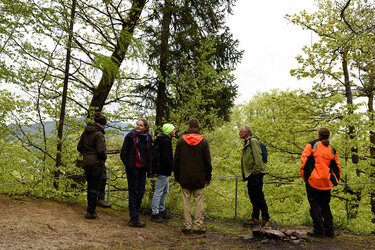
243, 234, 253, 240
284, 229, 294, 236
291, 236, 297, 240
292, 239, 301, 245
261, 239, 269, 244
292, 231, 302, 238
265, 229, 286, 239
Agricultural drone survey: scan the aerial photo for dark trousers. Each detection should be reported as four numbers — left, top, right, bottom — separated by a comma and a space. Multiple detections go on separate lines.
247, 174, 270, 219
126, 168, 146, 219
85, 169, 103, 214
306, 184, 334, 235
98, 166, 107, 200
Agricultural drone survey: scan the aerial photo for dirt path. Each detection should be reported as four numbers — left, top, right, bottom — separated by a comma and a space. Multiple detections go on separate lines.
1, 194, 374, 249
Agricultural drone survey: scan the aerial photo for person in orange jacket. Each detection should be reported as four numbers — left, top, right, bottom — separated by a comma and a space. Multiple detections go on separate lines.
301, 127, 341, 237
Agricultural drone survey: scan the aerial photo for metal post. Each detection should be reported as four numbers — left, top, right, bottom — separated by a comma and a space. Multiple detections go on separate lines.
106, 167, 112, 204
235, 175, 238, 219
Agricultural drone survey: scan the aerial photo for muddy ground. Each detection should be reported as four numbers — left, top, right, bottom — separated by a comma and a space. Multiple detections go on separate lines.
1, 194, 374, 249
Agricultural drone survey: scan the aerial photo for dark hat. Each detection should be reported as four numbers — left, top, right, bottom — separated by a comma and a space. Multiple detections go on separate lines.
94, 112, 107, 125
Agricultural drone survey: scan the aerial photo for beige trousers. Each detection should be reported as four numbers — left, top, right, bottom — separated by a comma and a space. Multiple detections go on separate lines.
181, 188, 204, 230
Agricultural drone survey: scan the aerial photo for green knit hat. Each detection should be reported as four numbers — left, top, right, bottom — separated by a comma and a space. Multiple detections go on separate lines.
162, 123, 175, 135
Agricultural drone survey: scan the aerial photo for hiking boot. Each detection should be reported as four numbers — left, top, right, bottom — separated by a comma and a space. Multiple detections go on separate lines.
128, 218, 146, 228
181, 228, 192, 234
160, 210, 172, 219
193, 228, 206, 235
261, 218, 270, 227
97, 199, 111, 208
243, 218, 259, 226
84, 212, 97, 219
307, 230, 324, 238
151, 214, 166, 223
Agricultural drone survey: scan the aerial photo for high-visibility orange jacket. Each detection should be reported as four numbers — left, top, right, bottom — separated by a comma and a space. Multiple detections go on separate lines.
301, 139, 341, 190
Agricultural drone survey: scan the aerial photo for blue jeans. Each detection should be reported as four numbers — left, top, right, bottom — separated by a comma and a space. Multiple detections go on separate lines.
152, 175, 169, 215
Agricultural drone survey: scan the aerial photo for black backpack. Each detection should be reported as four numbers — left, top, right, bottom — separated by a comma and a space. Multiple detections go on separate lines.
259, 142, 268, 164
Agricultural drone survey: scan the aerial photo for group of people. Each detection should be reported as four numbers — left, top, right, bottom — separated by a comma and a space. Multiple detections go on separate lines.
77, 112, 341, 237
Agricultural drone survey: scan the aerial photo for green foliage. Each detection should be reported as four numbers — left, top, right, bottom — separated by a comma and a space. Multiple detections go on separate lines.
168, 38, 237, 131
1, 0, 375, 236
134, 0, 243, 129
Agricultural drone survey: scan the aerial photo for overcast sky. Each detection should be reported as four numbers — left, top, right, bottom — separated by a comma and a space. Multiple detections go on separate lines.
227, 0, 318, 103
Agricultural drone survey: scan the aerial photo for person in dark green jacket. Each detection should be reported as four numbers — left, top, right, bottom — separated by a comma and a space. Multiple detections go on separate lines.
239, 125, 270, 227
77, 112, 107, 219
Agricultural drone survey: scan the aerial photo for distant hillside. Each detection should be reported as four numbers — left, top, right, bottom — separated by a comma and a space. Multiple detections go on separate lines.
8, 120, 131, 140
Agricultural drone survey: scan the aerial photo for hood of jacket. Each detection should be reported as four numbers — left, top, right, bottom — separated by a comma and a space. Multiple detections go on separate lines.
84, 123, 105, 135
183, 131, 203, 145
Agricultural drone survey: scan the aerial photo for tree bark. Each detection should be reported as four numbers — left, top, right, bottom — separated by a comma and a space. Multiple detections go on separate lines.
54, 0, 77, 189
154, 0, 173, 132
342, 49, 359, 164
367, 75, 375, 220
88, 0, 146, 113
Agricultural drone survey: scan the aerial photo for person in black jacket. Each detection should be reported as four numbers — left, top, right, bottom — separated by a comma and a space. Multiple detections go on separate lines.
77, 112, 107, 219
151, 123, 175, 223
120, 118, 152, 227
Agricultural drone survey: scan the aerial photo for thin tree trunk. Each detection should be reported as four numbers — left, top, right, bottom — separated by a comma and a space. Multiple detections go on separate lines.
342, 49, 359, 164
88, 0, 146, 113
155, 0, 172, 132
367, 75, 375, 221
54, 0, 77, 189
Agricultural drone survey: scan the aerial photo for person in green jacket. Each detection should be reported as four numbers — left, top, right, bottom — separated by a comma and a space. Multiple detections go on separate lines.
239, 125, 270, 227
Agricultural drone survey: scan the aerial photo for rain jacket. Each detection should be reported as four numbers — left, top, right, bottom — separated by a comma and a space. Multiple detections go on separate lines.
241, 136, 268, 181
77, 123, 107, 175
173, 130, 212, 190
301, 139, 341, 190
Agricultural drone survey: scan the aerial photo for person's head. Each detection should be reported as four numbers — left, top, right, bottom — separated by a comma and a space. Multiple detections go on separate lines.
188, 118, 200, 131
136, 118, 149, 133
162, 123, 176, 137
239, 125, 252, 140
318, 127, 330, 146
94, 112, 107, 127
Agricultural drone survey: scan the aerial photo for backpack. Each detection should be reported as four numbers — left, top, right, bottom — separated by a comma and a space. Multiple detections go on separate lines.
259, 142, 268, 164
251, 138, 268, 164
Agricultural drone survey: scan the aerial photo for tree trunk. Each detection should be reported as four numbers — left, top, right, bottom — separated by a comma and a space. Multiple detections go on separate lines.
367, 75, 375, 221
88, 0, 146, 113
342, 49, 359, 164
54, 0, 77, 189
154, 0, 172, 132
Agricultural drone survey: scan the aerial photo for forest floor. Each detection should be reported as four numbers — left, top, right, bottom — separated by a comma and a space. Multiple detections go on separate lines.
1, 193, 375, 249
